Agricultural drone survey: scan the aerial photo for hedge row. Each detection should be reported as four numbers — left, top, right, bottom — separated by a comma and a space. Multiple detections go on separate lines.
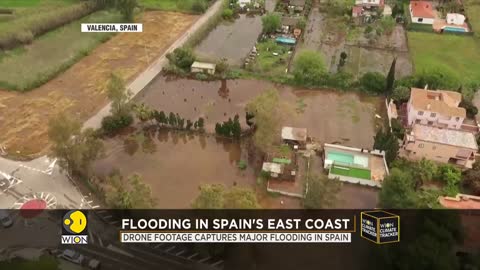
0, 2, 98, 50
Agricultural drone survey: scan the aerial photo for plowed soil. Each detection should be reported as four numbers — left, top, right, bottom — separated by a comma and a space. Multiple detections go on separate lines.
0, 11, 198, 159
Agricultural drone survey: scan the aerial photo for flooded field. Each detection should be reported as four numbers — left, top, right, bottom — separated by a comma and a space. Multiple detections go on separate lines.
137, 77, 383, 148
95, 129, 258, 208
195, 14, 262, 66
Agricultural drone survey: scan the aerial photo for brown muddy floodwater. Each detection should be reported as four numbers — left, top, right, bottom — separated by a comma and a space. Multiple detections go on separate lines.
136, 77, 383, 148
94, 129, 258, 208
195, 14, 263, 66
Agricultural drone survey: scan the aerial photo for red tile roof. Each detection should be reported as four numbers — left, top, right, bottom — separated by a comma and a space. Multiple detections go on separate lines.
410, 1, 435, 18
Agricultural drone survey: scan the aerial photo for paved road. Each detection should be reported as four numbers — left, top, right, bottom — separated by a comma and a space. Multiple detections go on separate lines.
82, 0, 224, 130
0, 156, 90, 209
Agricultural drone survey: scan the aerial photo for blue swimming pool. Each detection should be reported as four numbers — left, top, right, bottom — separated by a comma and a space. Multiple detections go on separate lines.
444, 26, 467, 32
275, 37, 296, 45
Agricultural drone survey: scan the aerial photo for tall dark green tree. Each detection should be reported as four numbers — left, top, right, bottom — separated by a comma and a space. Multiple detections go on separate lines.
386, 57, 397, 97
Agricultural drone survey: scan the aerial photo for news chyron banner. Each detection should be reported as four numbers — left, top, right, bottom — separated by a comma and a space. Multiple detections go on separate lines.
120, 212, 356, 244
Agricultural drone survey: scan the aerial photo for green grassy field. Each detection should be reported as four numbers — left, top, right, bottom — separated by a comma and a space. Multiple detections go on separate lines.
407, 31, 480, 84
0, 0, 87, 45
249, 39, 290, 77
0, 10, 123, 91
139, 0, 210, 12
0, 0, 78, 7
464, 0, 480, 35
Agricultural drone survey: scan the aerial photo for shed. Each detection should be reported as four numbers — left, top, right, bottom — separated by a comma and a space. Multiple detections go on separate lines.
262, 162, 284, 177
281, 127, 307, 142
446, 13, 466, 25
191, 61, 216, 75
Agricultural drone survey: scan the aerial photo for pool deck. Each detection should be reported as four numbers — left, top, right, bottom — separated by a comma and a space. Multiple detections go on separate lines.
323, 144, 388, 185
433, 19, 470, 32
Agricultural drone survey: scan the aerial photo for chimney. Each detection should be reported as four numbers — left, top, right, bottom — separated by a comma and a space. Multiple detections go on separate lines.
427, 104, 431, 110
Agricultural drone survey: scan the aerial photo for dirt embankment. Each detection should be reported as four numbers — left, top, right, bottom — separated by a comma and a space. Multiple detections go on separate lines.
0, 11, 198, 159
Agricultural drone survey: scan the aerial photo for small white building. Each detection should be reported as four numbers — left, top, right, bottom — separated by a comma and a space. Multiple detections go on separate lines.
281, 127, 307, 145
355, 0, 383, 7
409, 1, 435, 25
238, 0, 252, 8
262, 162, 284, 178
191, 61, 216, 75
446, 13, 466, 25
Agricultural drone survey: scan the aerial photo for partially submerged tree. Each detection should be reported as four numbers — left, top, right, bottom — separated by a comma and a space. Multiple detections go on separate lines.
304, 174, 342, 209
245, 89, 292, 154
48, 113, 104, 178
192, 184, 259, 209
107, 73, 131, 116
105, 171, 156, 208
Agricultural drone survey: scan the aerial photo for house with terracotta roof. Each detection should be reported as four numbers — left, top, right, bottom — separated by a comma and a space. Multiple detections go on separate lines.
438, 194, 480, 209
403, 124, 478, 168
406, 88, 466, 130
409, 1, 435, 25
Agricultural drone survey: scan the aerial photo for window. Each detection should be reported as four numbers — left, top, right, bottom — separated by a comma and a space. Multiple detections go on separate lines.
430, 112, 436, 117
418, 18, 423, 22
428, 121, 434, 126
419, 144, 424, 148
456, 117, 460, 121
415, 119, 421, 124
418, 111, 424, 116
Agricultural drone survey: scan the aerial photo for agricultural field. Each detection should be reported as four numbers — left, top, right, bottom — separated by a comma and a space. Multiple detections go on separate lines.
138, 0, 213, 13
407, 31, 480, 84
0, 10, 123, 91
0, 0, 88, 39
0, 11, 198, 158
464, 0, 480, 35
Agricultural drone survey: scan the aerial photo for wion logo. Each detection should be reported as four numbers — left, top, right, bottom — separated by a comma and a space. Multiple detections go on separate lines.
61, 210, 88, 245
361, 210, 400, 244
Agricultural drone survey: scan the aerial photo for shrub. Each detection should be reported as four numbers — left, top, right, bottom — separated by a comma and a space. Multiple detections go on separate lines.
237, 160, 247, 170
459, 99, 479, 118
293, 50, 326, 86
359, 72, 386, 94
192, 0, 207, 13
195, 72, 208, 81
15, 31, 34, 44
391, 118, 405, 139
392, 86, 411, 103
222, 8, 234, 20
101, 113, 134, 135
261, 13, 281, 34
166, 47, 196, 71
380, 16, 396, 34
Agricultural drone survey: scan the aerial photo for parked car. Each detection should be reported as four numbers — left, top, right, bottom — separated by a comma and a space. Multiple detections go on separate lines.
58, 249, 85, 265
88, 259, 101, 269
0, 210, 13, 228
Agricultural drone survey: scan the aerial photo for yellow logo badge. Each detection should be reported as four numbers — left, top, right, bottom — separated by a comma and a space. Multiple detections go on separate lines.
63, 210, 87, 234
